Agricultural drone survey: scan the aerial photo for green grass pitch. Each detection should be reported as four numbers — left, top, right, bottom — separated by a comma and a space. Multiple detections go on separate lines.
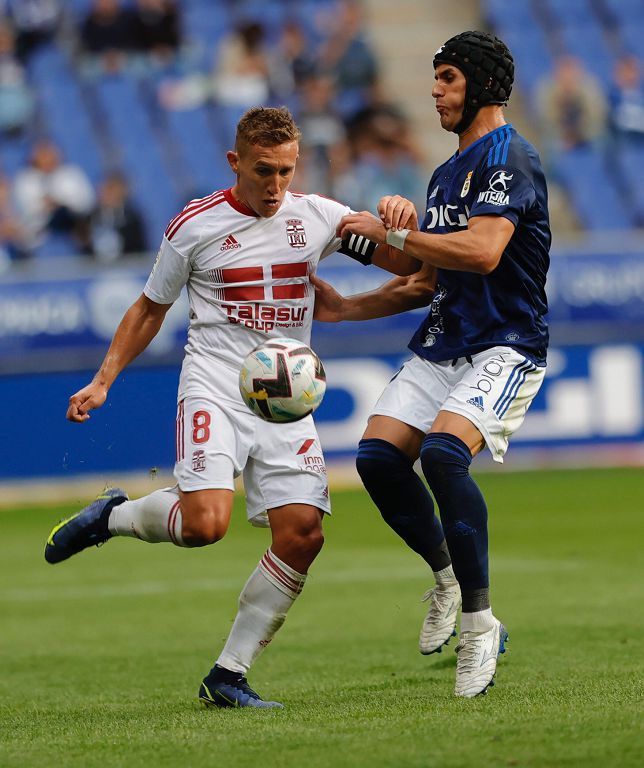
1, 467, 643, 768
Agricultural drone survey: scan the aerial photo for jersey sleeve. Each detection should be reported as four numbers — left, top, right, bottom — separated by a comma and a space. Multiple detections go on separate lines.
469, 165, 536, 226
310, 194, 378, 264
310, 195, 354, 259
143, 236, 190, 304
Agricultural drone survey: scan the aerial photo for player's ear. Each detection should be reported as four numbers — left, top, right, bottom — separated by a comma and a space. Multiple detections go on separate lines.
227, 151, 239, 173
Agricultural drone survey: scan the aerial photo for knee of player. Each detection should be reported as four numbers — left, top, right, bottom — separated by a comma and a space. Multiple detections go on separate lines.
276, 523, 324, 560
297, 523, 325, 558
356, 438, 393, 480
420, 433, 473, 482
182, 508, 229, 546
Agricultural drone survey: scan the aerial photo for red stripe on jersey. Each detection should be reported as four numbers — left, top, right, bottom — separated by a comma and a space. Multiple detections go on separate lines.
221, 266, 264, 301
165, 190, 222, 236
165, 191, 222, 236
297, 438, 315, 455
271, 263, 308, 279
273, 284, 305, 299
166, 193, 226, 241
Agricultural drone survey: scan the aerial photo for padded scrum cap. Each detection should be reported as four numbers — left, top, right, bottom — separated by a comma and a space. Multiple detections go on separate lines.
433, 31, 514, 134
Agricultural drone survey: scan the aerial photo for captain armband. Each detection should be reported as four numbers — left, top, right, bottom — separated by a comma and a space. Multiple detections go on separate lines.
338, 233, 377, 265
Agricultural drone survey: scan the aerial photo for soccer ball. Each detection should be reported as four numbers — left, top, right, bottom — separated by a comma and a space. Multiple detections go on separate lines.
239, 337, 327, 423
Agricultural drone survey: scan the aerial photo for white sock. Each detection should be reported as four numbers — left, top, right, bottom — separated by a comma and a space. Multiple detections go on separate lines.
216, 549, 306, 674
460, 607, 494, 633
108, 486, 186, 546
433, 564, 458, 587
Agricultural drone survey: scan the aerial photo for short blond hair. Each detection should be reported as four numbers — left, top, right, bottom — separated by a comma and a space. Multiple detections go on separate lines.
235, 106, 301, 154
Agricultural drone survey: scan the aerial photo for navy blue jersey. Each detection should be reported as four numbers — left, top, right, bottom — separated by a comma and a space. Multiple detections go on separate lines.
408, 124, 550, 365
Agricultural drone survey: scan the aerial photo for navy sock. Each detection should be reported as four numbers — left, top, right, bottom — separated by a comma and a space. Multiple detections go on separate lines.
420, 433, 489, 602
356, 438, 450, 571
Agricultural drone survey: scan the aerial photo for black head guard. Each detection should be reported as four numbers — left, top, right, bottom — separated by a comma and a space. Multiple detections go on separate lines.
433, 31, 514, 134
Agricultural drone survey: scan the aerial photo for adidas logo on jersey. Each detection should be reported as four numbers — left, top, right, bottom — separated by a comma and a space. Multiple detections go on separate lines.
467, 395, 485, 411
220, 234, 241, 251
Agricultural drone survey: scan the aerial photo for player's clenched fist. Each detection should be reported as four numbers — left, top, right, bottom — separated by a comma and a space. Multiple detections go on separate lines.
378, 195, 418, 232
66, 381, 108, 422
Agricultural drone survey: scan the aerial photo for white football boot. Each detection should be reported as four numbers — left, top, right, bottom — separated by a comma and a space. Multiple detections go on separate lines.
419, 581, 462, 654
454, 616, 509, 697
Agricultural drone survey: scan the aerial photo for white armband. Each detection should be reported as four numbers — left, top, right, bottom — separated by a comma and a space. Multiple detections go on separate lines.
385, 228, 411, 251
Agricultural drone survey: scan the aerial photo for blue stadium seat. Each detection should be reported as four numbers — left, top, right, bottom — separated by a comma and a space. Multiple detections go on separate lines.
92, 74, 181, 245
555, 146, 633, 229
496, 25, 553, 101
182, 3, 232, 66
165, 104, 231, 196
0, 134, 31, 177
32, 231, 81, 259
27, 45, 105, 184
615, 144, 644, 223
556, 21, 615, 89
543, 0, 596, 26
617, 21, 644, 59
484, 0, 539, 30
601, 0, 644, 25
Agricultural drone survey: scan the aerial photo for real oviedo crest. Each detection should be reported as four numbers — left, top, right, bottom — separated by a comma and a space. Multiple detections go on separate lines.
286, 218, 307, 248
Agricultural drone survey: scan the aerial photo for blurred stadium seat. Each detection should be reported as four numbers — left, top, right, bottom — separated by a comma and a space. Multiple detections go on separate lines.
482, 0, 644, 231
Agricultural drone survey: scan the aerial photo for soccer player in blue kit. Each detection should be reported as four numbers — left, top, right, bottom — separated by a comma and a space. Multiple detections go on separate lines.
312, 31, 550, 697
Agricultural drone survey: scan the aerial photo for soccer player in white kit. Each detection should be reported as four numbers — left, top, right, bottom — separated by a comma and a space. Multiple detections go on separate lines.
44, 107, 419, 709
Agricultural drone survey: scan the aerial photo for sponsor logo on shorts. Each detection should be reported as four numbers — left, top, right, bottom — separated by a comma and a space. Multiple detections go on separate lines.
469, 353, 510, 394
192, 449, 206, 472
467, 395, 485, 411
302, 454, 326, 473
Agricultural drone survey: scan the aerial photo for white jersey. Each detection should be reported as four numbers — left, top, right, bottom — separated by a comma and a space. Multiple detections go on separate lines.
144, 188, 351, 403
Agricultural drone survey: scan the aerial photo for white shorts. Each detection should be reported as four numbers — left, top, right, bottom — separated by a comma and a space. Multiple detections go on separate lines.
174, 396, 330, 527
371, 347, 546, 462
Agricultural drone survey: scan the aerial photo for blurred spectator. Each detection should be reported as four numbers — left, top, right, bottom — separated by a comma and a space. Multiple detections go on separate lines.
274, 20, 317, 94
77, 171, 147, 262
132, 0, 180, 64
317, 0, 380, 115
211, 21, 271, 107
0, 21, 35, 136
609, 55, 644, 146
79, 0, 137, 74
331, 104, 426, 214
0, 174, 29, 269
536, 56, 607, 152
160, 20, 278, 110
5, 0, 62, 62
296, 73, 346, 194
12, 139, 95, 250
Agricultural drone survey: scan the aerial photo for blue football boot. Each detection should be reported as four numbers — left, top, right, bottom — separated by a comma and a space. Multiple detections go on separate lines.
44, 487, 128, 564
198, 665, 284, 709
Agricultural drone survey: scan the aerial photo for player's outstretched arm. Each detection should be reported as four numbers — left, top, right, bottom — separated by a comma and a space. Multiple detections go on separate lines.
66, 294, 172, 422
311, 264, 435, 323
338, 200, 422, 276
340, 212, 515, 274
